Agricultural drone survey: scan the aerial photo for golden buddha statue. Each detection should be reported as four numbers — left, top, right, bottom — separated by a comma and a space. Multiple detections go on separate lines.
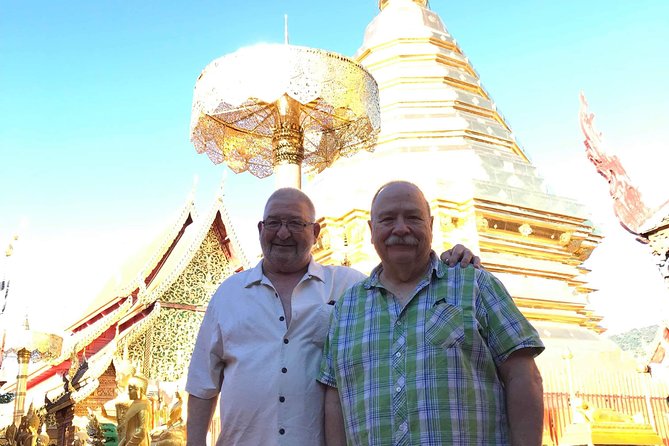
575, 398, 635, 424
118, 374, 152, 446
14, 404, 40, 446
103, 357, 136, 440
36, 425, 49, 446
151, 391, 186, 446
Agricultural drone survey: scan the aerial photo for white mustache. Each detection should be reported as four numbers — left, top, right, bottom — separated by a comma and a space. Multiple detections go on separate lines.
385, 235, 419, 246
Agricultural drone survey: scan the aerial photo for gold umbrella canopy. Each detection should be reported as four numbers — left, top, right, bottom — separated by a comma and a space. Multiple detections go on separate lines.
190, 44, 380, 187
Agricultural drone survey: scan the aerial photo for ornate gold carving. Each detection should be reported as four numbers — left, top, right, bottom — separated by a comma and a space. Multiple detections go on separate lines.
316, 226, 331, 251
127, 229, 233, 382
439, 214, 457, 232
345, 220, 365, 246
518, 223, 533, 237
162, 229, 231, 307
149, 309, 205, 382
142, 325, 154, 378
190, 44, 380, 179
273, 123, 304, 165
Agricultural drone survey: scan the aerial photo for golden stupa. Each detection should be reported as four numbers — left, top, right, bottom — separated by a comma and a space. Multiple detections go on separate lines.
304, 0, 667, 444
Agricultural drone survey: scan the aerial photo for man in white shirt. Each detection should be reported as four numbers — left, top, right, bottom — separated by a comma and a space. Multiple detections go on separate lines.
185, 188, 479, 446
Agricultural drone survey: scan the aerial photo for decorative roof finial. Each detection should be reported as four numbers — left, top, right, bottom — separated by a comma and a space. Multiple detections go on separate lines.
218, 171, 228, 199
188, 175, 199, 203
5, 234, 18, 257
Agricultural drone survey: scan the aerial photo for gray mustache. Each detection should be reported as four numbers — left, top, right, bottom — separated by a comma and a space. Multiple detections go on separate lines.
385, 235, 419, 246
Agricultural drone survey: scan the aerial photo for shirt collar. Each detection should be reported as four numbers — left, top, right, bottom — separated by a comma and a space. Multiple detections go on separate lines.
243, 259, 266, 288
243, 256, 324, 288
363, 251, 442, 289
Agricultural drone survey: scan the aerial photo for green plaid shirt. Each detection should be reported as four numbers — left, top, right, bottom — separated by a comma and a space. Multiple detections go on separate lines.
318, 253, 544, 445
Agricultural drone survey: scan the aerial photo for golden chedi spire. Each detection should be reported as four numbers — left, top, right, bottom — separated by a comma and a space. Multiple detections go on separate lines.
379, 0, 427, 10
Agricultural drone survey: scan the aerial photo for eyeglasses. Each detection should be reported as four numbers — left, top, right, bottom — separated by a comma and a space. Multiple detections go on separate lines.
261, 218, 315, 233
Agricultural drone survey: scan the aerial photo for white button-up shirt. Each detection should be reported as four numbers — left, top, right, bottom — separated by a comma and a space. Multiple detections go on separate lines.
186, 258, 364, 446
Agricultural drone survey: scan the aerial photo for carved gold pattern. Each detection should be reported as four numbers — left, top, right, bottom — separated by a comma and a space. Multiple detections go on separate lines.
518, 223, 533, 237
162, 229, 230, 306
345, 220, 365, 246
476, 215, 489, 230
121, 303, 161, 362
142, 324, 153, 377
439, 213, 457, 232
127, 229, 232, 381
147, 308, 205, 382
316, 226, 331, 251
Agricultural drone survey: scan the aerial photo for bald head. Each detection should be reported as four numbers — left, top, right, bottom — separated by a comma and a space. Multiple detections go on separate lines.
264, 188, 316, 221
370, 181, 430, 219
259, 188, 320, 275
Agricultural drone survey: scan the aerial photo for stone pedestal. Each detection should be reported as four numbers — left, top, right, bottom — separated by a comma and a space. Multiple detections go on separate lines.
560, 422, 662, 445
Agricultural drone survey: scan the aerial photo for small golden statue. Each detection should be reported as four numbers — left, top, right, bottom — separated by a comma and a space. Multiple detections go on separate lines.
103, 357, 136, 441
575, 398, 635, 424
36, 425, 49, 446
4, 422, 18, 446
117, 374, 152, 446
12, 404, 41, 446
151, 392, 186, 446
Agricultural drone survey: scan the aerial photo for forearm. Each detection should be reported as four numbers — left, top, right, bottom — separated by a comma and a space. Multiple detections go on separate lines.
324, 386, 346, 446
186, 394, 218, 446
505, 367, 544, 445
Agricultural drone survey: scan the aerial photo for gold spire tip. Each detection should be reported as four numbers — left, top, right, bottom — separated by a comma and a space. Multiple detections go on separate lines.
379, 0, 428, 10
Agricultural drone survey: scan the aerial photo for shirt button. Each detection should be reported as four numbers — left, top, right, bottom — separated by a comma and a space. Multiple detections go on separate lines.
282, 367, 287, 373
283, 338, 289, 344
396, 386, 401, 393
279, 428, 285, 435
395, 352, 401, 358
279, 316, 285, 321
279, 396, 285, 402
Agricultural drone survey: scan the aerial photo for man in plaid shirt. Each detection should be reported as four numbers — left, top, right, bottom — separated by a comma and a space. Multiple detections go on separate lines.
319, 181, 545, 445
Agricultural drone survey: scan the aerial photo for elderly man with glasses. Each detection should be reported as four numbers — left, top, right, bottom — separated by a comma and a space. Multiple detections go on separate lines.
185, 188, 480, 446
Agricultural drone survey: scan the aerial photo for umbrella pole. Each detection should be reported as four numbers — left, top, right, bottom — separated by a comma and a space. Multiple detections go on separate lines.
274, 163, 301, 189
273, 95, 304, 190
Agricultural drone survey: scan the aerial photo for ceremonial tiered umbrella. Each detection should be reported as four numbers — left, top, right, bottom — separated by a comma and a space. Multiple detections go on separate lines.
2, 317, 62, 424
190, 43, 380, 189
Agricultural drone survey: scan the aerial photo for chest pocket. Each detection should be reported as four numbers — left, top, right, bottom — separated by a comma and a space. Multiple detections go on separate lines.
424, 301, 465, 348
311, 303, 334, 347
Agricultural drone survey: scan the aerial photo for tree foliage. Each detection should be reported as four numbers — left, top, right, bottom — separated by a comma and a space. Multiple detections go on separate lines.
609, 324, 659, 360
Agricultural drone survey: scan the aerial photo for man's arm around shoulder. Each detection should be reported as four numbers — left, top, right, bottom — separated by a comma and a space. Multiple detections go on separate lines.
186, 394, 217, 446
498, 348, 544, 446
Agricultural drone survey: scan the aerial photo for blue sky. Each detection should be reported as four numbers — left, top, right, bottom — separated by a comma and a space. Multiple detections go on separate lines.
1, 0, 668, 332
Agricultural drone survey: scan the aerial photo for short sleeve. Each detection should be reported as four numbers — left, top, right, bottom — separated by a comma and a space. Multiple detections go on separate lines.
317, 299, 340, 388
185, 291, 226, 399
477, 271, 545, 366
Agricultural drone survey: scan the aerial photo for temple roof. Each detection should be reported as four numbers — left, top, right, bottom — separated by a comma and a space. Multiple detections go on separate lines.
3, 183, 247, 399
75, 190, 198, 325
